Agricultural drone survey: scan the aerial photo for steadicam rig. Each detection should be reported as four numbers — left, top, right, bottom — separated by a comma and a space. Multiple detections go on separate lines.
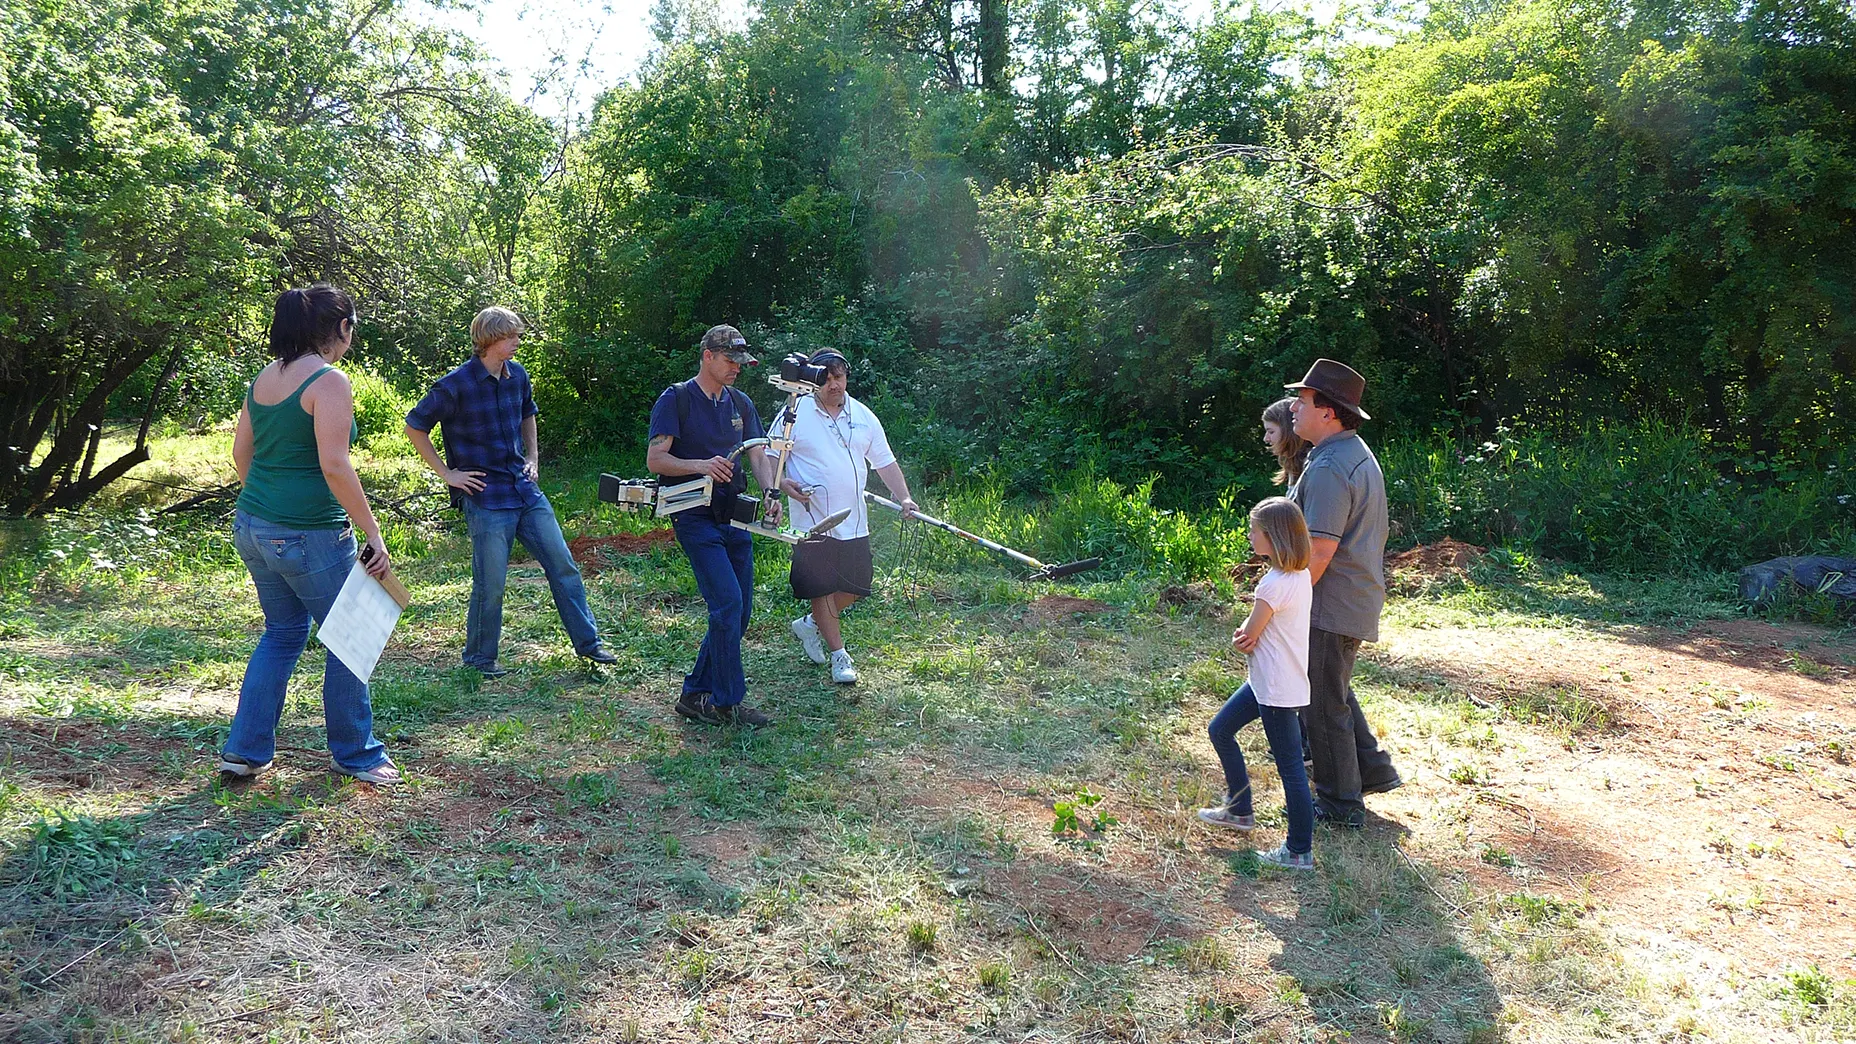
596, 365, 850, 544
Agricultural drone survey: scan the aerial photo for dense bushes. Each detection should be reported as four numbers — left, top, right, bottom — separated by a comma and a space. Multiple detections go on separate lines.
892, 422, 1854, 583
1382, 424, 1856, 572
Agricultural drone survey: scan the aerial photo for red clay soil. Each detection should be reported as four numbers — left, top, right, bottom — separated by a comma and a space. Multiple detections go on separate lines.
1375, 616, 1856, 976
1033, 594, 1112, 619
568, 531, 676, 575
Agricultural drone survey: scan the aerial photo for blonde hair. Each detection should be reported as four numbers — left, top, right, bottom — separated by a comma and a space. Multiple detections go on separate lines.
470, 306, 525, 355
1249, 496, 1311, 572
1261, 398, 1310, 487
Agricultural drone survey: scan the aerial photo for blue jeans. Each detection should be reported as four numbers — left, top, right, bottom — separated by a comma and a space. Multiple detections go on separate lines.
1208, 683, 1313, 856
673, 513, 754, 708
226, 511, 389, 773
462, 494, 601, 667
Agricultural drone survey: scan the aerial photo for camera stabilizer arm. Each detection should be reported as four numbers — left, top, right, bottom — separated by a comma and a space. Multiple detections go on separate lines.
596, 372, 849, 544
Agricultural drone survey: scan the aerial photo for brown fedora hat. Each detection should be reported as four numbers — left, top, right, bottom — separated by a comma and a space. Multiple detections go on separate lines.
1284, 358, 1371, 421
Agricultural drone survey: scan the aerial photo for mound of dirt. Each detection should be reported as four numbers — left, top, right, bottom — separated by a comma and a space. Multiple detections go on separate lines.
568, 530, 676, 575
1228, 559, 1266, 588
1387, 538, 1485, 592
1157, 582, 1228, 617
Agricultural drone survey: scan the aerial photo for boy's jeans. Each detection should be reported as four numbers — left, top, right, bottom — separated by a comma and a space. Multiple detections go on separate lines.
462, 494, 601, 668
225, 511, 389, 774
1208, 683, 1314, 856
672, 513, 755, 708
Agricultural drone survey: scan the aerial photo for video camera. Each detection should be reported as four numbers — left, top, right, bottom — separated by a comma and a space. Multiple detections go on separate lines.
779, 352, 831, 388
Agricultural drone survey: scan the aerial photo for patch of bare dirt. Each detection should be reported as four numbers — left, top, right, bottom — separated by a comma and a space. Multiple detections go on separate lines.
1031, 594, 1111, 620
983, 863, 1186, 960
682, 822, 762, 884
1373, 617, 1856, 976
567, 530, 676, 575
0, 719, 199, 791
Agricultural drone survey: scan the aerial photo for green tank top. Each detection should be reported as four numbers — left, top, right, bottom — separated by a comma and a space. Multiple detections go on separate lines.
234, 365, 358, 530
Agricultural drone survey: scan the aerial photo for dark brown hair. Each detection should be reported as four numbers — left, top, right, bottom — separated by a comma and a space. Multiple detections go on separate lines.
1311, 391, 1362, 431
269, 284, 355, 363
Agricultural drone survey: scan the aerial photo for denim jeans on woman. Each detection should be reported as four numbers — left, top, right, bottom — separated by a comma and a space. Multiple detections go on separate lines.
672, 512, 755, 708
225, 510, 389, 774
1207, 683, 1313, 856
461, 494, 601, 668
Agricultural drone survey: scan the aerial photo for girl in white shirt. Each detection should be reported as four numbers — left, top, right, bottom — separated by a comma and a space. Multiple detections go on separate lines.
1198, 497, 1316, 870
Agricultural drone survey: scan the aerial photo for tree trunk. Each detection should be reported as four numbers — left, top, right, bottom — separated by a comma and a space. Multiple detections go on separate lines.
978, 0, 1008, 93
4, 339, 164, 515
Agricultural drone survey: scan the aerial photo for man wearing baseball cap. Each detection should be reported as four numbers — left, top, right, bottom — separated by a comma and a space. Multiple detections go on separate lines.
646, 324, 783, 726
1286, 359, 1402, 827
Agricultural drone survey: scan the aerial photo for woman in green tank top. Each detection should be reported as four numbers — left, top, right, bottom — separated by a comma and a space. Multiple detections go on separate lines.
219, 285, 402, 786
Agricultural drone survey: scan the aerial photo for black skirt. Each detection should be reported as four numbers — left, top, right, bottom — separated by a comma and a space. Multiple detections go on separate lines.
790, 536, 874, 599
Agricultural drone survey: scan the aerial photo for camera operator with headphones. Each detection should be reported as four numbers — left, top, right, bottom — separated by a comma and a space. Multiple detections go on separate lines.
772, 349, 917, 686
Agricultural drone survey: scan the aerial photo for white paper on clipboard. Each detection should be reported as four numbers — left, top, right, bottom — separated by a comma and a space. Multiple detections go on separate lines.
317, 561, 404, 683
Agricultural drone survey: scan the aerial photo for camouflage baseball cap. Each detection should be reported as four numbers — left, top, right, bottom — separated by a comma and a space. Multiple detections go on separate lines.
699, 324, 757, 365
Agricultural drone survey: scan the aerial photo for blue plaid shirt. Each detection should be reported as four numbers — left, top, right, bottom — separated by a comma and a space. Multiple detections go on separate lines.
405, 356, 543, 511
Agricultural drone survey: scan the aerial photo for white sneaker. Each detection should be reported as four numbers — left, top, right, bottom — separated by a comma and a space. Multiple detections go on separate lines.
791, 615, 827, 664
831, 648, 858, 684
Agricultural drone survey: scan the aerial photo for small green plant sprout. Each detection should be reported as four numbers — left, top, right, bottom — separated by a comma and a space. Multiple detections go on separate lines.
1050, 787, 1113, 836
1378, 1002, 1430, 1042
1447, 762, 1489, 786
1745, 839, 1787, 860
905, 920, 938, 953
1781, 965, 1838, 1009
1479, 843, 1517, 868
977, 961, 1010, 994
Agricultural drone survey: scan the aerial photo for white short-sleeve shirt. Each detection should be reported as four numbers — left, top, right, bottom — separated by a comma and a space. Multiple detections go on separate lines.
772, 393, 896, 540
1246, 566, 1313, 708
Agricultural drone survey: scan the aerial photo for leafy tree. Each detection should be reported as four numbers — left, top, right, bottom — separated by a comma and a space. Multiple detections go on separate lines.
0, 0, 552, 514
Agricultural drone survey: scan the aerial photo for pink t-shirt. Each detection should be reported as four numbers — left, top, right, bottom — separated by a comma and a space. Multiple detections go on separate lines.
1247, 566, 1312, 708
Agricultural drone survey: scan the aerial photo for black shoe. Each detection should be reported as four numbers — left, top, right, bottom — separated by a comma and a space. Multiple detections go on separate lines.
1313, 805, 1365, 829
475, 662, 510, 679
584, 646, 619, 665
1362, 774, 1404, 795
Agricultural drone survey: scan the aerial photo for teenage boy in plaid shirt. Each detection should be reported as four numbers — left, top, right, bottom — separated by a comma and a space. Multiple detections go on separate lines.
405, 307, 618, 678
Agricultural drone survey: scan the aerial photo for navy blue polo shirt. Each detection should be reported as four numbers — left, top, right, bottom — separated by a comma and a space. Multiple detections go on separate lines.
405, 356, 543, 511
648, 379, 764, 515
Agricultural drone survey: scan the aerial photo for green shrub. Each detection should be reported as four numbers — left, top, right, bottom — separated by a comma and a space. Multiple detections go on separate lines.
1380, 422, 1856, 572
349, 365, 417, 443
916, 462, 1249, 583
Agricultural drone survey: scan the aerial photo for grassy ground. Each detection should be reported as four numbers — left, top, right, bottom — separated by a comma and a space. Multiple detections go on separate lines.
1, 432, 1853, 1042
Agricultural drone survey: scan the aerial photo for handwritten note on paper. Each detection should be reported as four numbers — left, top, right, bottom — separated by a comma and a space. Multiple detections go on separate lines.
318, 561, 406, 683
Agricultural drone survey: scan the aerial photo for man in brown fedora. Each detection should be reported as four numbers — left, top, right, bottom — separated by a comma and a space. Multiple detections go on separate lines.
1286, 359, 1402, 828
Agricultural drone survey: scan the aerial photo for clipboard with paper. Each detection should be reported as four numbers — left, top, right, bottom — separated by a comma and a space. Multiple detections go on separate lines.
317, 545, 411, 684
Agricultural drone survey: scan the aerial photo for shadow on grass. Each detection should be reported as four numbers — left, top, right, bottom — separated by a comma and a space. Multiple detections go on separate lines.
0, 716, 340, 1039
1224, 820, 1510, 1042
